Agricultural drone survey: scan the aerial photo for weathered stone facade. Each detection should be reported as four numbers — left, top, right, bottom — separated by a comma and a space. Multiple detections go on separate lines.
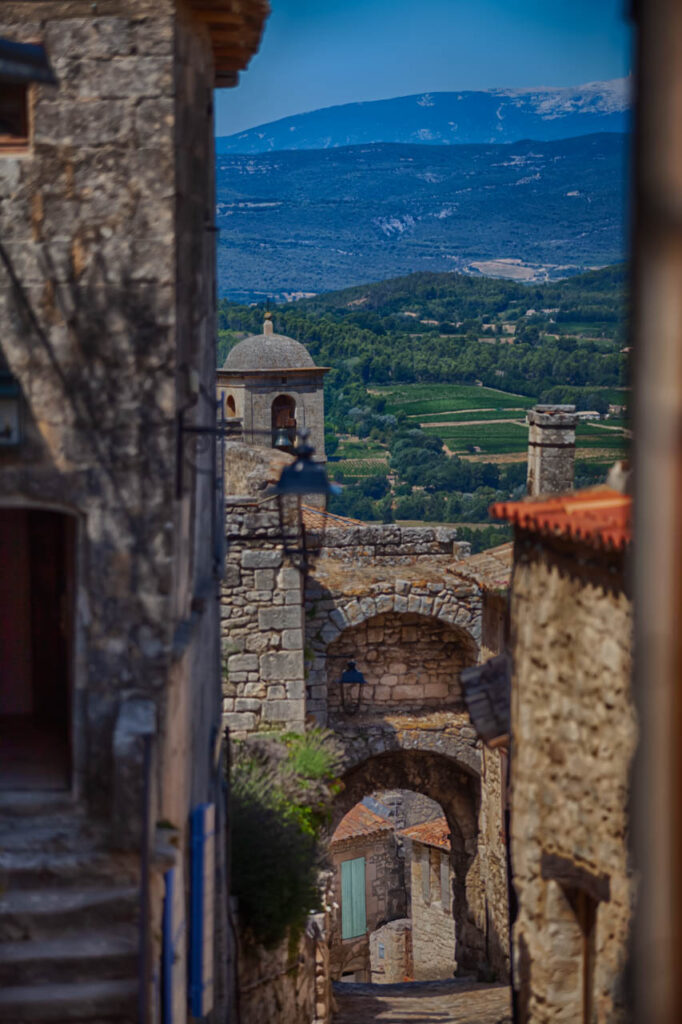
404, 833, 455, 980
526, 405, 577, 496
236, 907, 333, 1024
0, 3, 267, 1019
507, 526, 634, 1022
221, 493, 307, 735
369, 919, 412, 984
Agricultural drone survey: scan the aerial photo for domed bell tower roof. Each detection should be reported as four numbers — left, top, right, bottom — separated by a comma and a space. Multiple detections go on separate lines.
223, 314, 319, 372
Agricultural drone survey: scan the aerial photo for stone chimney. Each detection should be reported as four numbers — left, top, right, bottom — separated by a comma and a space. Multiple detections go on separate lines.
526, 404, 577, 496
263, 312, 274, 336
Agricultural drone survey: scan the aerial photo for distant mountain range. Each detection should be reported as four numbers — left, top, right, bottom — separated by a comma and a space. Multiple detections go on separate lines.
216, 133, 628, 301
217, 79, 630, 155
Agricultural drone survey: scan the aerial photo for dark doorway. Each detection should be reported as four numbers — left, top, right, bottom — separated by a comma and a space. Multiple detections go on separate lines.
0, 508, 75, 790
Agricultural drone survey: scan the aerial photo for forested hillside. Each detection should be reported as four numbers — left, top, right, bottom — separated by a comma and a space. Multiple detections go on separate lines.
216, 134, 627, 298
218, 265, 627, 395
218, 266, 629, 541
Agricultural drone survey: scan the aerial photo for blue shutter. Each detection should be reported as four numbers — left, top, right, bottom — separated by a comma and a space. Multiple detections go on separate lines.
189, 803, 216, 1018
341, 857, 366, 939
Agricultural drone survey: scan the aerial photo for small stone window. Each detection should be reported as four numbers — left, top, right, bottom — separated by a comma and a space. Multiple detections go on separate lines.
0, 83, 29, 153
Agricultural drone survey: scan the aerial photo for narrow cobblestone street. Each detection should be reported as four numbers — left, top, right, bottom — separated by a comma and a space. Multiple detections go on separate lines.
332, 979, 512, 1024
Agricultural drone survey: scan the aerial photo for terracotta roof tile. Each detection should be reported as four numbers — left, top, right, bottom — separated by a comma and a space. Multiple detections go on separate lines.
400, 816, 451, 852
331, 803, 394, 845
301, 505, 365, 530
490, 486, 631, 551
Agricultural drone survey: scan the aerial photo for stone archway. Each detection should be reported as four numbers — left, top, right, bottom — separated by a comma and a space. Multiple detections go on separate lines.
332, 747, 485, 976
305, 578, 481, 726
326, 611, 477, 720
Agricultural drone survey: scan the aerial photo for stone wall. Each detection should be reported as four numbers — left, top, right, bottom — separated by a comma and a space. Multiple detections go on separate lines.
325, 611, 472, 719
0, 3, 231, 1014
237, 910, 332, 1024
369, 919, 412, 984
509, 533, 635, 1022
329, 830, 405, 981
476, 746, 510, 982
316, 525, 469, 566
221, 496, 306, 735
406, 840, 455, 980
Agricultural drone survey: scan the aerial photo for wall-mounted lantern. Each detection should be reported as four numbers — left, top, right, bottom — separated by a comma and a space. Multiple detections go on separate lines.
270, 429, 338, 574
0, 371, 22, 446
338, 660, 367, 715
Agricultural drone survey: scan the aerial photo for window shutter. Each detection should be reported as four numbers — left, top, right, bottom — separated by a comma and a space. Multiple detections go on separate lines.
421, 845, 430, 903
341, 857, 366, 939
440, 854, 450, 912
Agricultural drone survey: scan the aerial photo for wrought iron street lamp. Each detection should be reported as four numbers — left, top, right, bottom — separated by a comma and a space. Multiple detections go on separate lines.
338, 660, 367, 715
270, 429, 338, 574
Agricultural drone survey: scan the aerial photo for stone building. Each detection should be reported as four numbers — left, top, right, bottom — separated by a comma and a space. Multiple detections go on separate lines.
400, 817, 455, 981
0, 2, 267, 1020
220, 428, 513, 982
491, 486, 634, 1023
328, 801, 403, 982
217, 315, 328, 461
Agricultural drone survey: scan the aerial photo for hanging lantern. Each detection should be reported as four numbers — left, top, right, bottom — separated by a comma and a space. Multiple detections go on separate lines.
338, 661, 367, 715
270, 430, 338, 574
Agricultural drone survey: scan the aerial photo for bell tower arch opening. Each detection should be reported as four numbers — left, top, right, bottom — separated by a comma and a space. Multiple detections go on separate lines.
271, 393, 297, 451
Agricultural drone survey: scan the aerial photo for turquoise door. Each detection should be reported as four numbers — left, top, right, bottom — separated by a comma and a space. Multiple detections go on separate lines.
341, 857, 366, 939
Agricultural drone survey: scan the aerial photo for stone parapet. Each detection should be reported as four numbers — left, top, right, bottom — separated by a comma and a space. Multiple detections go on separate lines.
314, 525, 469, 566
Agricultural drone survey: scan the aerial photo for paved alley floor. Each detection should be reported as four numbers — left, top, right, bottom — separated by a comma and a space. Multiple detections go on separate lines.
333, 979, 512, 1024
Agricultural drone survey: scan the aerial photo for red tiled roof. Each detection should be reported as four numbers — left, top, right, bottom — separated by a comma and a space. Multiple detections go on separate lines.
301, 505, 365, 530
490, 486, 631, 551
331, 803, 394, 845
400, 816, 451, 852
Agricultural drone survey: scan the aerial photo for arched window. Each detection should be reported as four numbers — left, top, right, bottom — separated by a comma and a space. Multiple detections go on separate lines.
271, 395, 296, 451
226, 394, 236, 417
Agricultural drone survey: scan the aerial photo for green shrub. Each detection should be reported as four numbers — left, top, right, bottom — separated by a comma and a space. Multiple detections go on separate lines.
230, 728, 343, 948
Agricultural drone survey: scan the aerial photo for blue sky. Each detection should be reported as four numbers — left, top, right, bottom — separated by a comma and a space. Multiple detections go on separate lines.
215, 0, 632, 137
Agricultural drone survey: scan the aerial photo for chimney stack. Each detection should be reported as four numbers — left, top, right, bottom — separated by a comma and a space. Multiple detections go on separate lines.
526, 404, 577, 496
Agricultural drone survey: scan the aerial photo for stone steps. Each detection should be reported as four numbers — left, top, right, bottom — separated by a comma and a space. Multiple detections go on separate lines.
0, 849, 139, 891
0, 886, 139, 942
0, 926, 138, 986
0, 809, 143, 1021
0, 815, 106, 854
0, 978, 138, 1023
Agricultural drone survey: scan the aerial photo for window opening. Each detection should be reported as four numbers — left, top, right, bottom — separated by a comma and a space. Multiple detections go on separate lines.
0, 83, 29, 151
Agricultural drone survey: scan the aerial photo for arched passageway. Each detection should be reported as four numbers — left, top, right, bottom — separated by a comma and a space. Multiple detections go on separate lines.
330, 787, 459, 984
330, 748, 488, 977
